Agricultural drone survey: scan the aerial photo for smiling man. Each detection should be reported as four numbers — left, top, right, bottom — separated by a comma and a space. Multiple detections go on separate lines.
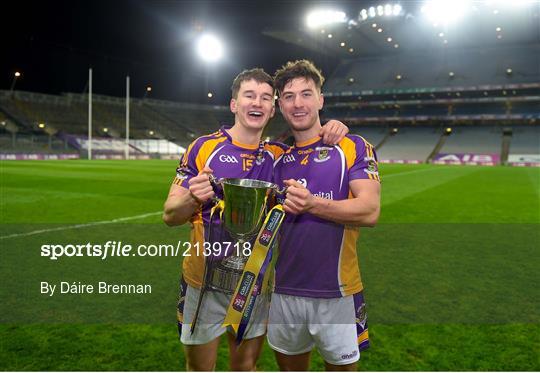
162, 68, 350, 371
269, 60, 381, 371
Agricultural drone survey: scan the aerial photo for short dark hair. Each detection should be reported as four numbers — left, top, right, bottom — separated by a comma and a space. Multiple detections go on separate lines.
231, 68, 274, 99
274, 60, 325, 95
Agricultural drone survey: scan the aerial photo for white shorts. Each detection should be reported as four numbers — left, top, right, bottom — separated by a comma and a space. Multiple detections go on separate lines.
179, 283, 269, 345
267, 293, 363, 365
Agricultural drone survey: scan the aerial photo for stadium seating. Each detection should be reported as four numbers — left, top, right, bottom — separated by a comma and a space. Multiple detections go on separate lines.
440, 126, 502, 154
349, 126, 388, 148
376, 126, 442, 161
325, 45, 539, 93
509, 125, 540, 155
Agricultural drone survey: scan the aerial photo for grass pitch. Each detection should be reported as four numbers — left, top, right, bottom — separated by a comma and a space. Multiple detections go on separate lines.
0, 160, 539, 370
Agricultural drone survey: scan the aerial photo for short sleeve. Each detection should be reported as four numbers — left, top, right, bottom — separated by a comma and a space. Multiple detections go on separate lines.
347, 136, 381, 182
173, 140, 201, 189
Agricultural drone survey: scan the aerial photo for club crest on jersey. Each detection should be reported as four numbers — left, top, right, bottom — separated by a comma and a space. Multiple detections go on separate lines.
176, 166, 188, 180
314, 146, 332, 163
255, 154, 265, 165
363, 156, 379, 175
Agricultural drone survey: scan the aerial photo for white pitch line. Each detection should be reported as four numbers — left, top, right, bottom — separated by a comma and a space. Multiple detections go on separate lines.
0, 211, 163, 240
383, 166, 462, 179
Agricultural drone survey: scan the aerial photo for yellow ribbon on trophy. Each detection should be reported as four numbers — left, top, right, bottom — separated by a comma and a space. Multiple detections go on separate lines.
222, 204, 285, 335
210, 199, 225, 221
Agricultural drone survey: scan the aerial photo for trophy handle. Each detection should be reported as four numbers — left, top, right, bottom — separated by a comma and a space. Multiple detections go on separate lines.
208, 174, 225, 205
273, 185, 288, 195
208, 174, 223, 187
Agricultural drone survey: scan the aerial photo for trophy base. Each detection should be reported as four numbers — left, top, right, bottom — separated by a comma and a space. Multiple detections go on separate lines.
207, 255, 249, 294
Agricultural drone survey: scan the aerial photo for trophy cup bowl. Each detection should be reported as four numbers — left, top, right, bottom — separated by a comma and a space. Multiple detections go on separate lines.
219, 178, 277, 242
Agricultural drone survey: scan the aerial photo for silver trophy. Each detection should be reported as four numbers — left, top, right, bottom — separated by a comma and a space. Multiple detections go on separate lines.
207, 177, 283, 294
191, 176, 285, 333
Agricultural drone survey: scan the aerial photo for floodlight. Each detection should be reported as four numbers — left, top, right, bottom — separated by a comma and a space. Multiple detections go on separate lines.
207, 92, 213, 98
393, 4, 402, 16
360, 9, 368, 20
377, 5, 384, 16
38, 123, 45, 128
369, 7, 376, 17
306, 9, 346, 28
384, 4, 393, 16
421, 0, 471, 25
196, 34, 224, 63
15, 72, 21, 77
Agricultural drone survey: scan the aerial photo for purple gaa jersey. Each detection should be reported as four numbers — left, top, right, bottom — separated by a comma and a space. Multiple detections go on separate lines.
272, 134, 380, 298
173, 126, 286, 288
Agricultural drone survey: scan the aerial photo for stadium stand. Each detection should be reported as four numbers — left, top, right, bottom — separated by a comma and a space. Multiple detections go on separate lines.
439, 126, 503, 154
317, 43, 539, 165
324, 45, 539, 93
349, 126, 388, 148
376, 126, 442, 162
508, 125, 540, 163
0, 90, 236, 156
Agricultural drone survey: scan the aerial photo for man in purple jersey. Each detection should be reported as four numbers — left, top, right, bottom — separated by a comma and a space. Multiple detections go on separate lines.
268, 60, 381, 371
162, 68, 349, 371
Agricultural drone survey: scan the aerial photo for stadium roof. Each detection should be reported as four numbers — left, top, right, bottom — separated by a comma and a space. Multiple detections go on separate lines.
264, 1, 540, 57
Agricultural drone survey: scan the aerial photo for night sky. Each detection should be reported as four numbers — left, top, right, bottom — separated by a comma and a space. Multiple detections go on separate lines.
2, 0, 364, 104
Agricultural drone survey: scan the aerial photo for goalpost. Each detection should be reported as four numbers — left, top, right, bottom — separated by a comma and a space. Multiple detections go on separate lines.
87, 70, 131, 160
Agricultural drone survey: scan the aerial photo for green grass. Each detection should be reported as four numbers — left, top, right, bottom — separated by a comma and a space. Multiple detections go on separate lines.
1, 160, 539, 370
